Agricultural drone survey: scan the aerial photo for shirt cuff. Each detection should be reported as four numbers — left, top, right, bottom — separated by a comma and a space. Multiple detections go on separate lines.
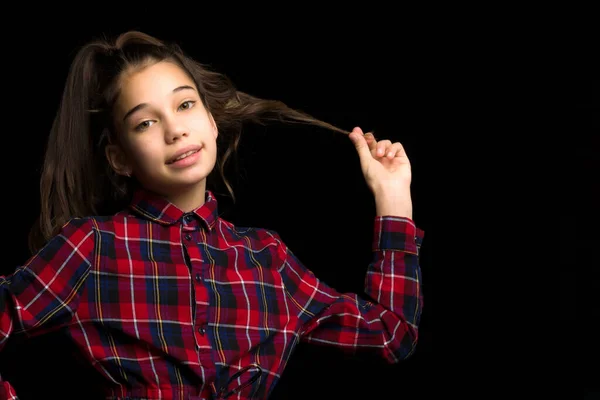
373, 216, 425, 255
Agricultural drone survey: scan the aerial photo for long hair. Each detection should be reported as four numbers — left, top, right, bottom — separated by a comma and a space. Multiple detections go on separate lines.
28, 31, 350, 254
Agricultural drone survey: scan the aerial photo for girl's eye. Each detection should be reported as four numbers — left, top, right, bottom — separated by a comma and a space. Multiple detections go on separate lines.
178, 100, 196, 111
133, 101, 195, 131
135, 120, 154, 132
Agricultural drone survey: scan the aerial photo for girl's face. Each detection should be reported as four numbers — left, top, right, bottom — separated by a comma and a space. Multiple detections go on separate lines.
107, 60, 218, 203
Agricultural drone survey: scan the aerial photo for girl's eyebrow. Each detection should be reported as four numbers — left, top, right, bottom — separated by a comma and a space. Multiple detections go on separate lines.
122, 85, 197, 122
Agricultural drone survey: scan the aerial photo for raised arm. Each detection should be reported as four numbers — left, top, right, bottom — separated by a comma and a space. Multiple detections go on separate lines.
0, 217, 96, 397
274, 127, 424, 361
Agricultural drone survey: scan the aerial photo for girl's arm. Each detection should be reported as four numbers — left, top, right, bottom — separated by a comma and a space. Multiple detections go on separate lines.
0, 218, 96, 398
272, 215, 424, 362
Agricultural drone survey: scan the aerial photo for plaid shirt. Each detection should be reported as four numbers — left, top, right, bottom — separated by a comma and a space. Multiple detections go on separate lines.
0, 188, 424, 400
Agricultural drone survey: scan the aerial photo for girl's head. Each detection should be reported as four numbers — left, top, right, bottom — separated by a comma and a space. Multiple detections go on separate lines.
106, 59, 219, 204
29, 30, 348, 253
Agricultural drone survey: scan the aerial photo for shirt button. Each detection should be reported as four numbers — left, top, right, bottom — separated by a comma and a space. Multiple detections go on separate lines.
195, 273, 201, 282
199, 326, 206, 335
184, 215, 192, 222
185, 234, 192, 241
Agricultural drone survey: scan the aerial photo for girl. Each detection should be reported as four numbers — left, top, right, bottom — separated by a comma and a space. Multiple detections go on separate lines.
0, 31, 424, 399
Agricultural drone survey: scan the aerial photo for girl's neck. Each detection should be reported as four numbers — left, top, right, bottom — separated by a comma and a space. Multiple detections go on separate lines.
161, 182, 207, 212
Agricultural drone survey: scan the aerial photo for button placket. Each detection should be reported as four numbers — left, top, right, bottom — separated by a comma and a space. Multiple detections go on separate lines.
182, 227, 201, 353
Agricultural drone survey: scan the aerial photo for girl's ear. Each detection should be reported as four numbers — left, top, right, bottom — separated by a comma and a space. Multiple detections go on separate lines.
105, 144, 132, 177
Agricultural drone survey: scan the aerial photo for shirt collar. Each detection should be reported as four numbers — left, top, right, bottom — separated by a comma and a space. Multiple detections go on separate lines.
128, 186, 219, 231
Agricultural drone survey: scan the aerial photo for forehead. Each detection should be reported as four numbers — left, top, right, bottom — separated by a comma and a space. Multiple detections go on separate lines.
116, 61, 195, 111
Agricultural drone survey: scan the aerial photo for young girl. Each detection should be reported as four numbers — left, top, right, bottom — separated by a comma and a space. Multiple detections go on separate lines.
0, 31, 424, 400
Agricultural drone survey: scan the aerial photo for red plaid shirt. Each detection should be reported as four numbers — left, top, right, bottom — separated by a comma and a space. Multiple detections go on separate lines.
0, 188, 424, 400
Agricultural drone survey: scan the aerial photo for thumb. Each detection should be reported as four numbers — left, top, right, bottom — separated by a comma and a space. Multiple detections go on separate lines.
348, 127, 372, 161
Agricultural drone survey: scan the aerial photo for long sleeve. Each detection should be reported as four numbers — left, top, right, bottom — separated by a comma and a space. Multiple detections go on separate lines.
0, 218, 96, 399
275, 216, 424, 363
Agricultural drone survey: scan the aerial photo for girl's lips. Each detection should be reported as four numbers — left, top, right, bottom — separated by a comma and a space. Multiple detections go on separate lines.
166, 145, 203, 164
166, 149, 201, 168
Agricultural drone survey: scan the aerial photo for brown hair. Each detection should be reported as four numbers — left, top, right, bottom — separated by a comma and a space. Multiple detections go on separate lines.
28, 30, 349, 254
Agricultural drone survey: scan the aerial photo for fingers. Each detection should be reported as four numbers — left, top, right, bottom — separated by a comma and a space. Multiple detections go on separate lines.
365, 134, 392, 158
364, 133, 406, 159
364, 132, 377, 153
385, 142, 406, 158
364, 133, 385, 154
357, 128, 406, 159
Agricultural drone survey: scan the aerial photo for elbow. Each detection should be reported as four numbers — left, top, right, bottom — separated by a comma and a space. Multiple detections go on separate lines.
387, 326, 419, 363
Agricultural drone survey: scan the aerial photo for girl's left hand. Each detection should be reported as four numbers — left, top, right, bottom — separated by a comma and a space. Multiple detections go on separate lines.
348, 126, 412, 196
